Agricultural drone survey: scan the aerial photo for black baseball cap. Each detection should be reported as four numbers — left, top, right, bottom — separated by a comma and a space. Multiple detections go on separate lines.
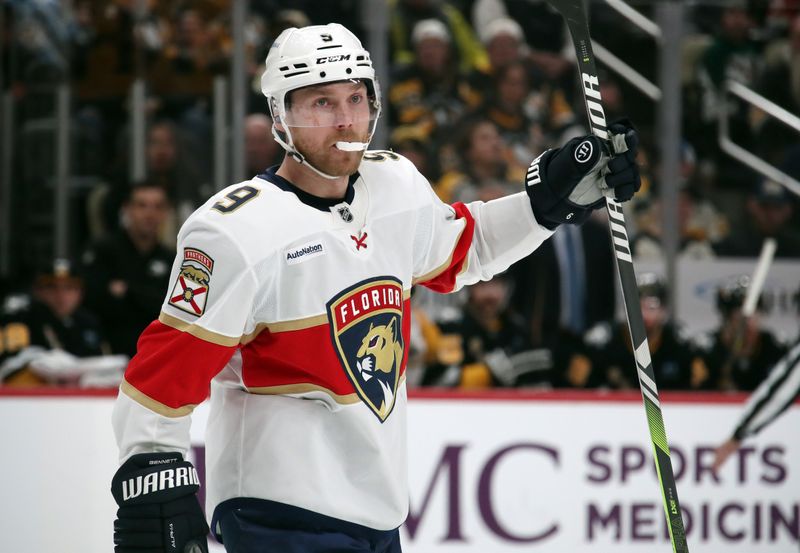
34, 258, 83, 286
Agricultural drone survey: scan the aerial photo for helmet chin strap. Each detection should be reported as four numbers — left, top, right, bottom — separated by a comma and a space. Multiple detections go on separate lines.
271, 126, 339, 180
294, 151, 342, 181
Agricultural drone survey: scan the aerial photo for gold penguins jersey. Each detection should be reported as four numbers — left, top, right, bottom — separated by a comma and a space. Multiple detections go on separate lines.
112, 151, 553, 536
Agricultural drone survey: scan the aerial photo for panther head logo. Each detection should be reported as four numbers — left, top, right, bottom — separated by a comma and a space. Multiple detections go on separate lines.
355, 318, 403, 415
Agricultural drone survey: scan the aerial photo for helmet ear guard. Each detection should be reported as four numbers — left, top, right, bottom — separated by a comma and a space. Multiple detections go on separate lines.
267, 96, 300, 164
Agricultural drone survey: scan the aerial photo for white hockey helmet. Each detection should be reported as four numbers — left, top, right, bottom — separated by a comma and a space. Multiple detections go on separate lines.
261, 24, 382, 177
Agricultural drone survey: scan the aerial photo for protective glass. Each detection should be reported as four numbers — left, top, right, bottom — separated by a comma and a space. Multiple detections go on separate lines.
279, 79, 379, 129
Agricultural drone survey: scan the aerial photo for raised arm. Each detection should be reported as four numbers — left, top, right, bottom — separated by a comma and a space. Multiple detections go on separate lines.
412, 123, 640, 293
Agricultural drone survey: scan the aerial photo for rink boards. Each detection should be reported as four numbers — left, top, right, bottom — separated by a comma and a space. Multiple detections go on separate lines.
0, 389, 797, 553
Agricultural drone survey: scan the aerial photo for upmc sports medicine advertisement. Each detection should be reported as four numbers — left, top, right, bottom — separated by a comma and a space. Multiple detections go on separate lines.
0, 391, 797, 553
400, 393, 799, 553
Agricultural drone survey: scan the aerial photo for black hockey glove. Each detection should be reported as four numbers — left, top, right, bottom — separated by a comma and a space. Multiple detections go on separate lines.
525, 120, 641, 230
111, 452, 209, 553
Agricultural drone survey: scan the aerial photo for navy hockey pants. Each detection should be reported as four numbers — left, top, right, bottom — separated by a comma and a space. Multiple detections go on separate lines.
218, 507, 402, 553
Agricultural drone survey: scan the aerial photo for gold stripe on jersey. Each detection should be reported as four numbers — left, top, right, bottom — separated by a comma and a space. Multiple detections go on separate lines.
411, 218, 468, 285
238, 315, 329, 345
246, 383, 361, 404
240, 289, 412, 344
120, 378, 198, 418
159, 312, 241, 347
247, 374, 408, 405
265, 314, 330, 334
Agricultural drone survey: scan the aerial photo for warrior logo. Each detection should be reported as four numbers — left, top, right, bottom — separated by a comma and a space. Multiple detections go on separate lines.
581, 73, 609, 139
574, 139, 593, 163
606, 199, 633, 263
326, 277, 405, 422
169, 248, 214, 316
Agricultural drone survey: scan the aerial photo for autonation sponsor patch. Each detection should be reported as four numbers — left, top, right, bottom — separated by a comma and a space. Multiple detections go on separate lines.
286, 241, 325, 265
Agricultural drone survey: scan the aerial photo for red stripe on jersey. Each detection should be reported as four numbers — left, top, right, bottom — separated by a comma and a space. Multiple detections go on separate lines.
241, 299, 411, 391
125, 320, 236, 408
420, 202, 475, 293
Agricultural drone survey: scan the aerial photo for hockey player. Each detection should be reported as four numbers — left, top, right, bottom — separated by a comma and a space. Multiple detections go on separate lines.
110, 23, 641, 553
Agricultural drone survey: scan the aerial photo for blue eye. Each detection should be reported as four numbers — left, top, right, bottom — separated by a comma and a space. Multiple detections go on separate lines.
350, 94, 363, 104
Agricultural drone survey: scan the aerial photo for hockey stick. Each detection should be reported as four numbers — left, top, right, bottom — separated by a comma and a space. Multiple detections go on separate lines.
742, 238, 776, 317
719, 237, 777, 389
546, 1, 689, 551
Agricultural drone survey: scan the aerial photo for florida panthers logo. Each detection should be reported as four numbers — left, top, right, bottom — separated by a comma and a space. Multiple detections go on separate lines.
327, 277, 406, 422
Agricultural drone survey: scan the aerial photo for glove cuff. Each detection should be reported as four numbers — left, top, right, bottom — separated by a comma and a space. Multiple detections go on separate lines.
112, 452, 201, 506
525, 149, 560, 230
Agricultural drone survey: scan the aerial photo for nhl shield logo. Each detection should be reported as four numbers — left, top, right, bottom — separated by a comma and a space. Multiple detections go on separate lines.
337, 205, 354, 222
327, 276, 405, 422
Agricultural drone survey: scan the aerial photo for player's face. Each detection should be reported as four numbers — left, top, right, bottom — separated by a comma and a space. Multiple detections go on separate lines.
285, 81, 372, 177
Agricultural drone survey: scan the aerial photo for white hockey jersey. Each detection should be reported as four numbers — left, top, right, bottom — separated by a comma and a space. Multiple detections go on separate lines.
112, 151, 553, 536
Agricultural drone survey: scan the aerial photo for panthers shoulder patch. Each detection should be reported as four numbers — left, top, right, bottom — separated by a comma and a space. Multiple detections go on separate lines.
168, 248, 214, 317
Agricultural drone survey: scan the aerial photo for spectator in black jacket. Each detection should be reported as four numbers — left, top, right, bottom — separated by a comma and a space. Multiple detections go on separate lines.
576, 273, 710, 390
82, 182, 174, 357
421, 273, 538, 388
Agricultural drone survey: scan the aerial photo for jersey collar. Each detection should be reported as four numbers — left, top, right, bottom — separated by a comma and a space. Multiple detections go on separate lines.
257, 166, 358, 212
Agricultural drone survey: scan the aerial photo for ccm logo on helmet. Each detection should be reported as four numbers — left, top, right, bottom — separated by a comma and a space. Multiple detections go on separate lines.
317, 54, 351, 64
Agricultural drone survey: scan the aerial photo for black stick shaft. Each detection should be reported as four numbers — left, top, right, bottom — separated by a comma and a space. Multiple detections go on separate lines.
547, 1, 689, 551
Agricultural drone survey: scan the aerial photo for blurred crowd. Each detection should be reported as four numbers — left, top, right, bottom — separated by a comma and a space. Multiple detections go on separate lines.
0, 0, 798, 391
